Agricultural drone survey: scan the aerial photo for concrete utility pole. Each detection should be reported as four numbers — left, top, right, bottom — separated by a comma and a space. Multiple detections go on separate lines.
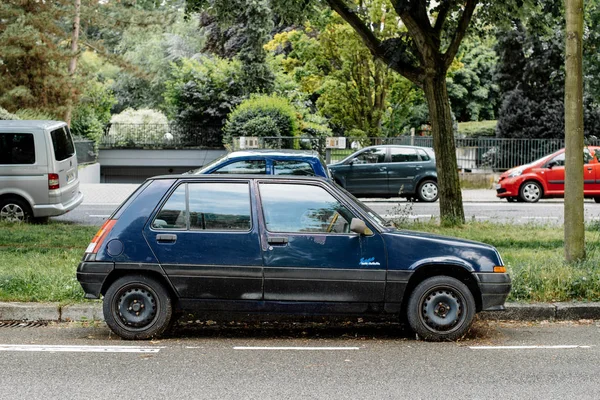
564, 0, 585, 261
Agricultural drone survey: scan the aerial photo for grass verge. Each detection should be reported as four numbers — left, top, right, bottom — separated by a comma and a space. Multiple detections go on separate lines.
1, 220, 599, 304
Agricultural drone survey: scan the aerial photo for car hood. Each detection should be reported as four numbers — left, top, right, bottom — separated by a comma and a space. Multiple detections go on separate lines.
381, 228, 503, 271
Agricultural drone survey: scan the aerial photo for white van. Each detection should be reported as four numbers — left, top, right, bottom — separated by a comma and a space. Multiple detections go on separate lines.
0, 120, 84, 222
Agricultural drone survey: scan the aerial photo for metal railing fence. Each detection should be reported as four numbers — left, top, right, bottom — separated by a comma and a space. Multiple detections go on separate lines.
99, 123, 223, 149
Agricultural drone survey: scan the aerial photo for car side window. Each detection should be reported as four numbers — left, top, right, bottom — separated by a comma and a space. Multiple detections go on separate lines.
390, 148, 420, 162
0, 133, 35, 165
273, 160, 316, 176
260, 183, 355, 234
212, 160, 266, 174
549, 153, 565, 167
188, 183, 251, 231
354, 148, 386, 164
417, 149, 431, 161
583, 148, 593, 164
152, 183, 251, 231
152, 185, 187, 229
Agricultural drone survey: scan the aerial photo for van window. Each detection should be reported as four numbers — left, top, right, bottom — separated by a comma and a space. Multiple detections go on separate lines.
0, 133, 35, 164
50, 126, 75, 161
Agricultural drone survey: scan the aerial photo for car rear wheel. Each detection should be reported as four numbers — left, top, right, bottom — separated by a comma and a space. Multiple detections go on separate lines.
595, 197, 600, 203
416, 180, 439, 202
519, 181, 542, 203
0, 197, 32, 222
406, 276, 476, 341
103, 275, 173, 340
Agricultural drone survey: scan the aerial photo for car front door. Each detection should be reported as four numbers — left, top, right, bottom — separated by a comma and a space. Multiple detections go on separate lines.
387, 147, 421, 197
144, 180, 263, 300
257, 182, 387, 306
337, 147, 388, 196
545, 152, 565, 194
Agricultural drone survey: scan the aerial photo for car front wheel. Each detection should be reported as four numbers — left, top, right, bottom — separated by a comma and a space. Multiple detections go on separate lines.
406, 276, 476, 341
103, 275, 173, 340
416, 180, 439, 202
519, 181, 542, 203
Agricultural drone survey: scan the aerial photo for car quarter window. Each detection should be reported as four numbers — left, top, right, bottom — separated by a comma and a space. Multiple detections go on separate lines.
417, 149, 431, 161
259, 183, 355, 234
354, 148, 387, 164
273, 160, 316, 176
151, 183, 251, 231
212, 160, 266, 174
0, 133, 35, 165
390, 147, 420, 162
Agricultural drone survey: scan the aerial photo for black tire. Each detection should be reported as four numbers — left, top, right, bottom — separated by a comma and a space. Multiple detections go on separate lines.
0, 197, 32, 222
506, 197, 517, 203
103, 275, 173, 340
416, 180, 439, 202
519, 181, 542, 203
595, 197, 600, 204
406, 276, 476, 341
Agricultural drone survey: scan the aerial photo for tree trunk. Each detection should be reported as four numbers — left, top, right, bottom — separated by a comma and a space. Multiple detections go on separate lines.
64, 0, 81, 126
423, 72, 465, 226
564, 0, 585, 261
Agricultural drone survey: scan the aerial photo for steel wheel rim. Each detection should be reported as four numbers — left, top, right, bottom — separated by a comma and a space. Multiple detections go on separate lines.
421, 182, 438, 201
522, 183, 540, 202
0, 203, 25, 222
113, 284, 159, 331
418, 285, 465, 334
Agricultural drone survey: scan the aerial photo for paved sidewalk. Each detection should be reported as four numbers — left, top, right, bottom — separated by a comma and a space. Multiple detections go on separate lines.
1, 301, 599, 323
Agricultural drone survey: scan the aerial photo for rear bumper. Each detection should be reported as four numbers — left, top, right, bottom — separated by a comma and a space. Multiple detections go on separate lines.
475, 273, 511, 311
77, 261, 114, 299
33, 190, 84, 217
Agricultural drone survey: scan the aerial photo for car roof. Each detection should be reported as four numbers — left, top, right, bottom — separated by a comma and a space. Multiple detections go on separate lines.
148, 174, 328, 182
224, 149, 319, 158
0, 120, 67, 130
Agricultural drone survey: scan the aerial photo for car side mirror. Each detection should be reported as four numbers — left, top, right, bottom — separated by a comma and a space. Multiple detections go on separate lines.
547, 161, 558, 169
348, 157, 358, 166
350, 218, 373, 236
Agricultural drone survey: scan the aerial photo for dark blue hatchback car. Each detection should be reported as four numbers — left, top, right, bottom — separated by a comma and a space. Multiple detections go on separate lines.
77, 175, 510, 341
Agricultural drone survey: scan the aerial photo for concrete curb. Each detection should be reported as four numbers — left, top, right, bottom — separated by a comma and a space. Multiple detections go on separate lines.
2, 302, 600, 323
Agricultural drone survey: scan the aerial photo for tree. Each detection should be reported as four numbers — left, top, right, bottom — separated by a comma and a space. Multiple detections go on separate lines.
564, 0, 585, 262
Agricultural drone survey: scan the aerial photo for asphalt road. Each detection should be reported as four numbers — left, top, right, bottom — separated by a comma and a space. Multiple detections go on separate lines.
54, 200, 600, 226
0, 320, 598, 399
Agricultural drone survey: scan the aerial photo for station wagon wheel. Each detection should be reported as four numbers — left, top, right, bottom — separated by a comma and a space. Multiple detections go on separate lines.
406, 276, 475, 341
519, 181, 542, 203
416, 180, 439, 202
103, 275, 172, 340
0, 197, 31, 223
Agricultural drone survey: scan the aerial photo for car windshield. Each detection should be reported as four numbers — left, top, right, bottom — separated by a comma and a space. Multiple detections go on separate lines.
185, 154, 229, 175
335, 184, 391, 229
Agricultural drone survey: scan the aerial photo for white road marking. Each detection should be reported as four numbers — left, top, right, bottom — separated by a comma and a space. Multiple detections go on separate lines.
382, 214, 433, 219
0, 344, 163, 353
470, 345, 592, 350
233, 346, 360, 351
521, 216, 560, 220
89, 214, 111, 218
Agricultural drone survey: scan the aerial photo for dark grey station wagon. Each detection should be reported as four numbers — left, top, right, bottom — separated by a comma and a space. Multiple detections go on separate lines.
77, 175, 510, 341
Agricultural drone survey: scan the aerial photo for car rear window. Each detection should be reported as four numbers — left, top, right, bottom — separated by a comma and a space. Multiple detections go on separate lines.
50, 126, 75, 161
0, 133, 35, 164
273, 160, 316, 176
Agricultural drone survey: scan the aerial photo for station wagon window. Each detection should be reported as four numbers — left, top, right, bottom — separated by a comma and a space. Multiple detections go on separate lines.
213, 160, 266, 174
153, 185, 187, 229
273, 160, 316, 176
0, 133, 35, 164
390, 147, 420, 162
50, 126, 75, 162
260, 184, 354, 234
188, 183, 251, 230
417, 149, 431, 161
353, 148, 386, 164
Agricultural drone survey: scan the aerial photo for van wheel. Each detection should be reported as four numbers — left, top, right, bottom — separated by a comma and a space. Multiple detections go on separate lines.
0, 197, 32, 222
103, 275, 173, 340
417, 180, 439, 202
406, 276, 476, 341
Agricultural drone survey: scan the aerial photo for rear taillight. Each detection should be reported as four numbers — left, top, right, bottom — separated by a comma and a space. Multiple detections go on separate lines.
48, 173, 60, 190
85, 219, 117, 254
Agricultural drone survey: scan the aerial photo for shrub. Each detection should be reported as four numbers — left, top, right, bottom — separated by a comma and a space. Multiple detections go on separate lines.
457, 120, 497, 137
107, 109, 171, 147
223, 95, 300, 148
0, 107, 19, 120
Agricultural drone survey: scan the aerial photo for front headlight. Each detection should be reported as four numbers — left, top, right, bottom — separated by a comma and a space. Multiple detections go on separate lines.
508, 168, 523, 178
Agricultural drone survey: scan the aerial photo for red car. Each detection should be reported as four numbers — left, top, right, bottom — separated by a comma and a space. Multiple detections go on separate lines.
496, 146, 600, 203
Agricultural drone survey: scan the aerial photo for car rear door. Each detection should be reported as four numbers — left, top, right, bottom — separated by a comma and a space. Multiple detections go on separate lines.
584, 147, 598, 193
257, 181, 387, 306
387, 147, 421, 197
143, 180, 263, 300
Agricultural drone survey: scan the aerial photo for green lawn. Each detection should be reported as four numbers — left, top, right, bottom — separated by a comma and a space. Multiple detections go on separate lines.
1, 220, 599, 303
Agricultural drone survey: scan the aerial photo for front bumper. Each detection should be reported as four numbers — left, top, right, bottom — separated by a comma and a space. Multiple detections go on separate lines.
77, 261, 114, 299
475, 273, 511, 311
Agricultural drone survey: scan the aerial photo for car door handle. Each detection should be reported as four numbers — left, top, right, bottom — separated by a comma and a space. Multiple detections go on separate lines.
379, 166, 387, 171
156, 233, 177, 243
267, 236, 288, 245
587, 167, 593, 171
